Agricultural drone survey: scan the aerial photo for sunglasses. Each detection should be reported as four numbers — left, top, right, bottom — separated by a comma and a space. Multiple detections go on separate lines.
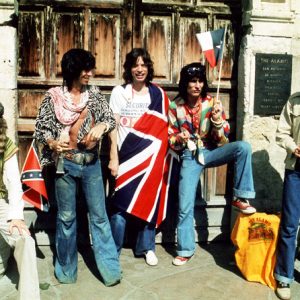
186, 66, 205, 77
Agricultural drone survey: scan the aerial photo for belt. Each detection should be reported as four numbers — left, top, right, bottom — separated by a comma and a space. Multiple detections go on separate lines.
64, 150, 96, 165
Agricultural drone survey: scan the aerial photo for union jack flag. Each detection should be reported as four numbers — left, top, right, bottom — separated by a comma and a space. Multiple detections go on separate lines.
112, 84, 179, 226
21, 140, 49, 211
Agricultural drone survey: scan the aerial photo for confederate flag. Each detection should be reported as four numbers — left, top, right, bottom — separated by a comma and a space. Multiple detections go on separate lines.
196, 28, 225, 68
21, 140, 49, 211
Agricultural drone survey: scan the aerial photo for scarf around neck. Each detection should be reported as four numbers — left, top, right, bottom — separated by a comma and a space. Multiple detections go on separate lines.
48, 86, 89, 126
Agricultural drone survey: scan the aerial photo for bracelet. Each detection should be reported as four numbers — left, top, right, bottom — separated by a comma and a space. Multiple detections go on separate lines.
210, 117, 224, 129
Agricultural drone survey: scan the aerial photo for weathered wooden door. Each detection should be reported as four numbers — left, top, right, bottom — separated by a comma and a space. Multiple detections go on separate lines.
18, 0, 241, 242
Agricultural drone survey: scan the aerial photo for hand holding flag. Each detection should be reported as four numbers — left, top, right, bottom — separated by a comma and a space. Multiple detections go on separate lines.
196, 28, 225, 68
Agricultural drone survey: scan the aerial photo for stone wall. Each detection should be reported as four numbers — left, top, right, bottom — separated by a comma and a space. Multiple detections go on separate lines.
238, 0, 300, 212
0, 0, 17, 141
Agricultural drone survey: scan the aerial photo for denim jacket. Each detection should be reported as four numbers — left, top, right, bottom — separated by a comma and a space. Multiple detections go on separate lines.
276, 92, 300, 170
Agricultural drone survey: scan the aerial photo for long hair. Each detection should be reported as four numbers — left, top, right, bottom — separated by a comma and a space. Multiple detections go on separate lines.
123, 48, 154, 84
61, 48, 95, 90
177, 62, 208, 102
0, 102, 7, 154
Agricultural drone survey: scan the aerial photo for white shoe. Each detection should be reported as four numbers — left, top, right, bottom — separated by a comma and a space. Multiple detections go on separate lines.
145, 250, 158, 266
276, 282, 291, 300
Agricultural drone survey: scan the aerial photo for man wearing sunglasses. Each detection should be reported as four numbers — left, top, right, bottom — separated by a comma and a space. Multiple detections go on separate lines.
168, 62, 256, 266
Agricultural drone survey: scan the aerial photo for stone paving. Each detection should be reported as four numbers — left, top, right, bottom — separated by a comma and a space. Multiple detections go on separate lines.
1, 242, 300, 300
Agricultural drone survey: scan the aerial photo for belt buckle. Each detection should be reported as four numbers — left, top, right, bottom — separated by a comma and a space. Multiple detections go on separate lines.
85, 153, 94, 164
74, 153, 84, 165
65, 151, 95, 165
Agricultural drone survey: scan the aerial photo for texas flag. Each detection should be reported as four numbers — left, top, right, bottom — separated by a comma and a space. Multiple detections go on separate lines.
21, 140, 49, 211
196, 28, 225, 68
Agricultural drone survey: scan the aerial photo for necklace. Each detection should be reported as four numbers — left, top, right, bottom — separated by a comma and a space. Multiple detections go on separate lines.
185, 98, 202, 132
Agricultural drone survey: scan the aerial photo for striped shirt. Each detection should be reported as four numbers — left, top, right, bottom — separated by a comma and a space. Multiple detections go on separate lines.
168, 94, 230, 153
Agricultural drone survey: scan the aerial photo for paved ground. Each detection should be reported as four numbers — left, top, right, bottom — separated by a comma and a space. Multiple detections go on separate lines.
1, 242, 300, 300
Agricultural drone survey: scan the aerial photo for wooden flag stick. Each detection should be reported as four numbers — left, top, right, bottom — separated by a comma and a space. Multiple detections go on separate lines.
216, 24, 227, 103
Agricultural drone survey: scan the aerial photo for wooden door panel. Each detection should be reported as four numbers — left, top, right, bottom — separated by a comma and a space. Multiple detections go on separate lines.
215, 164, 228, 195
179, 16, 207, 81
18, 11, 44, 77
18, 90, 44, 118
142, 15, 172, 82
91, 13, 120, 79
53, 12, 83, 77
213, 18, 235, 80
205, 165, 228, 202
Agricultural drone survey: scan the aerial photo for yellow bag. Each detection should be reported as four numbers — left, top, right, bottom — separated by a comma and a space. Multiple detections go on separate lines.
231, 212, 280, 290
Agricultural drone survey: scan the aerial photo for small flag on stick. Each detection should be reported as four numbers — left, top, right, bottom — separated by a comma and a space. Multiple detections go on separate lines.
21, 140, 49, 212
196, 28, 225, 68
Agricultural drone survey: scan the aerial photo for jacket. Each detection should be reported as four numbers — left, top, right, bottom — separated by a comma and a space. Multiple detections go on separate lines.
276, 92, 300, 170
168, 94, 230, 152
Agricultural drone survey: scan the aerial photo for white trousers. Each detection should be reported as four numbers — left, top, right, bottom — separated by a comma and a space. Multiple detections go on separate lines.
0, 199, 40, 300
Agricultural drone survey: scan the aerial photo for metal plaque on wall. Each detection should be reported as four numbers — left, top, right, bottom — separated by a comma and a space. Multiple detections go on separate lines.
254, 53, 292, 115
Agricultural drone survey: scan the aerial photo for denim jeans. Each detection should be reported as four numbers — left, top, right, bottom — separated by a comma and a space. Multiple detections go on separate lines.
274, 169, 300, 284
110, 209, 156, 256
177, 141, 255, 257
54, 157, 121, 286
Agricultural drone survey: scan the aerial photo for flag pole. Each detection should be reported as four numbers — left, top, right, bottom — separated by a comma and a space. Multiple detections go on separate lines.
216, 24, 227, 102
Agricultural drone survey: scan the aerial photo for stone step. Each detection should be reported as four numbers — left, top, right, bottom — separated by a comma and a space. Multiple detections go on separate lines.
24, 203, 232, 245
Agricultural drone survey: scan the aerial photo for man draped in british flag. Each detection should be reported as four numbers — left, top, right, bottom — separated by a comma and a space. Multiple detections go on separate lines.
0, 102, 40, 299
108, 48, 172, 266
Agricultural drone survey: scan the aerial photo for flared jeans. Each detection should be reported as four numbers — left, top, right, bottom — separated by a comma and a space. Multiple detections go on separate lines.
176, 141, 255, 257
54, 158, 121, 286
275, 169, 300, 284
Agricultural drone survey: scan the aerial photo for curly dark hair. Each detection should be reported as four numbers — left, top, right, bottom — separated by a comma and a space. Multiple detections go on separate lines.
123, 48, 154, 84
61, 48, 95, 90
177, 62, 208, 102
0, 102, 7, 153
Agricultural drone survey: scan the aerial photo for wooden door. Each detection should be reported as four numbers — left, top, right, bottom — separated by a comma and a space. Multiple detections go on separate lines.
18, 0, 241, 242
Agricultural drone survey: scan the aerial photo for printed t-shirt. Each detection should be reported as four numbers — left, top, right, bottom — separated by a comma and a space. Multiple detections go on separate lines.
231, 212, 280, 290
110, 84, 151, 149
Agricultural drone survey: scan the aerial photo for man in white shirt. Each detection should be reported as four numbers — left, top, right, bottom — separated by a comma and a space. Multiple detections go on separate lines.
108, 48, 170, 266
0, 102, 40, 300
